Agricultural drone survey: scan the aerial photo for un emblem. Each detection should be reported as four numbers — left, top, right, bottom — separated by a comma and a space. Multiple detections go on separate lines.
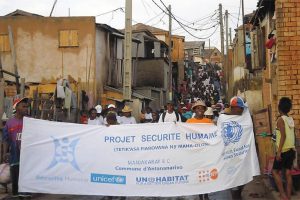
221, 121, 243, 146
47, 137, 81, 171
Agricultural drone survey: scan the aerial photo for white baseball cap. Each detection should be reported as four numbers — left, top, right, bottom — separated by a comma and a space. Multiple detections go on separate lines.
204, 107, 213, 116
95, 105, 102, 113
107, 104, 116, 109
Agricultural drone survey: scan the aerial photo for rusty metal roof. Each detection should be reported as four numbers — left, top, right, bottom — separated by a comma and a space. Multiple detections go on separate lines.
4, 9, 43, 17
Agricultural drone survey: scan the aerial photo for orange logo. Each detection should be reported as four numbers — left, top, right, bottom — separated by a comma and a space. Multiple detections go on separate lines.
210, 168, 218, 180
198, 168, 218, 183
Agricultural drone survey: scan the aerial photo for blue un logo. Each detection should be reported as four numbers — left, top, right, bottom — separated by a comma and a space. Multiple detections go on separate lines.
47, 137, 81, 171
221, 121, 243, 146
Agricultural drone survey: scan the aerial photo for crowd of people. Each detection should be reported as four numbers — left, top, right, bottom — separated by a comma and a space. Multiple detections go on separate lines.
1, 95, 297, 200
80, 99, 229, 126
186, 63, 223, 105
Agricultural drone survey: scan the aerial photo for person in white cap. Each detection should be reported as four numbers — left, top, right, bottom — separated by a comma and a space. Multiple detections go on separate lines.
87, 108, 102, 126
107, 104, 116, 111
104, 104, 120, 125
204, 107, 214, 120
95, 105, 104, 125
119, 105, 136, 124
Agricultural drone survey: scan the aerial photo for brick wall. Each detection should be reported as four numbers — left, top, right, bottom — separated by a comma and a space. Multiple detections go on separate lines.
276, 0, 300, 134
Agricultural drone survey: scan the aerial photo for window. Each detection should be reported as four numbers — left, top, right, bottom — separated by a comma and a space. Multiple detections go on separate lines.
59, 30, 79, 47
193, 48, 200, 55
145, 41, 154, 58
0, 34, 10, 52
214, 52, 217, 56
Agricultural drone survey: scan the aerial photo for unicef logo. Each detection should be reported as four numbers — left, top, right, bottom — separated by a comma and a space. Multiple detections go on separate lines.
221, 121, 243, 146
47, 136, 81, 171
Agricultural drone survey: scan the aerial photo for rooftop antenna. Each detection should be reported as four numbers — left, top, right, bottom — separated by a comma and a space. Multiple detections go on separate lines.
50, 0, 58, 17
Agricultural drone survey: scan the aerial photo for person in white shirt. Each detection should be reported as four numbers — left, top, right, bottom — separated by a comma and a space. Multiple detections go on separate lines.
158, 101, 181, 123
104, 104, 121, 124
144, 107, 153, 123
119, 105, 137, 124
95, 104, 104, 125
87, 108, 102, 125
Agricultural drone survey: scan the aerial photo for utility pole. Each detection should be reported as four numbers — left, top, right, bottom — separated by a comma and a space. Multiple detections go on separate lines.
50, 0, 58, 17
219, 4, 225, 98
219, 4, 224, 64
225, 10, 229, 98
168, 4, 172, 101
241, 0, 247, 66
229, 27, 232, 46
123, 0, 132, 100
225, 10, 229, 62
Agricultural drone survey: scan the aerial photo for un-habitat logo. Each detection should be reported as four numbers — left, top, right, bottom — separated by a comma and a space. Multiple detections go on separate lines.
221, 121, 243, 146
47, 137, 81, 172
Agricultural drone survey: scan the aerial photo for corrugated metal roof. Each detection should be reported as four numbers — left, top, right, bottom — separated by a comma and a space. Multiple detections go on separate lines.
4, 9, 43, 17
97, 23, 141, 43
104, 86, 155, 101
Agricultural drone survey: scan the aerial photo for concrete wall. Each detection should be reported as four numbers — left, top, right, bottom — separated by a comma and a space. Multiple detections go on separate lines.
136, 59, 168, 89
95, 27, 110, 103
239, 90, 263, 114
210, 48, 222, 64
0, 16, 95, 92
231, 29, 247, 97
132, 32, 161, 59
135, 87, 166, 111
132, 33, 145, 58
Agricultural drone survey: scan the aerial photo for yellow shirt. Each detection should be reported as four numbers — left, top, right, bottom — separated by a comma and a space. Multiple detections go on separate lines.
186, 118, 212, 124
276, 115, 295, 152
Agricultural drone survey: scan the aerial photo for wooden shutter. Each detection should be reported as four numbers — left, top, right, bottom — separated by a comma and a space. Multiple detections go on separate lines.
0, 34, 11, 52
59, 30, 79, 47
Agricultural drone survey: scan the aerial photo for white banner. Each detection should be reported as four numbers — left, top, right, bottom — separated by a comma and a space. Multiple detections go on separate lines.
19, 111, 260, 197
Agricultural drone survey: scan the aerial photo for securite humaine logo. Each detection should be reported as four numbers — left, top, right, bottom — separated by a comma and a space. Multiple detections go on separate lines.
136, 175, 189, 185
91, 173, 126, 185
47, 136, 81, 172
221, 121, 243, 146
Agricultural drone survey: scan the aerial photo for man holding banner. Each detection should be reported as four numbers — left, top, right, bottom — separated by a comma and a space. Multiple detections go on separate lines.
186, 101, 212, 124
17, 96, 260, 199
3, 97, 31, 199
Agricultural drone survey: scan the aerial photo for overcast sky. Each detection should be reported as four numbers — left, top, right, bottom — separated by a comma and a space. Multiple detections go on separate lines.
1, 0, 258, 48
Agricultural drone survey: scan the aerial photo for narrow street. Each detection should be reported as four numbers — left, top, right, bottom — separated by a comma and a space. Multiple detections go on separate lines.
1, 0, 300, 199
1, 176, 299, 200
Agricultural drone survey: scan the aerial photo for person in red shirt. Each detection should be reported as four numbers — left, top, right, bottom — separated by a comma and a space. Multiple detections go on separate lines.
3, 97, 31, 198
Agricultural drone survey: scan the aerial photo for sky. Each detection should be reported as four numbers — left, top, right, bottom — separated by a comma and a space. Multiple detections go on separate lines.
0, 0, 258, 49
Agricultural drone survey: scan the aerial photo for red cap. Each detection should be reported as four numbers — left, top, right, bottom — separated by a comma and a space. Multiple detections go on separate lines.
13, 97, 28, 109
